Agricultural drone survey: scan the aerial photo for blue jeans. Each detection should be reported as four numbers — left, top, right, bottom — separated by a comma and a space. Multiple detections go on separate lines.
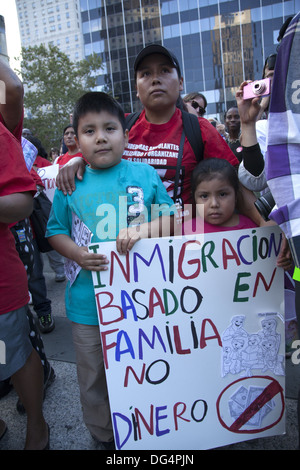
28, 239, 52, 319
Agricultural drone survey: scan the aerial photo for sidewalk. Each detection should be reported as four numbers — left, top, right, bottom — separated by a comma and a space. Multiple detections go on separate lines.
0, 254, 299, 451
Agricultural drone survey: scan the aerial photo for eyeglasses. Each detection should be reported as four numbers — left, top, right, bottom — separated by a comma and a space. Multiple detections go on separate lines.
191, 101, 206, 116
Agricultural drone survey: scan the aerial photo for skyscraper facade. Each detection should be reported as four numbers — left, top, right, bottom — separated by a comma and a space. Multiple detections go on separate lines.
15, 0, 85, 62
80, 0, 300, 119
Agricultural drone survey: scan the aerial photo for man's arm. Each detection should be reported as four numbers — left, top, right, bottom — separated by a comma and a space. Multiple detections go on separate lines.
56, 157, 87, 195
236, 81, 265, 176
0, 59, 23, 133
0, 192, 33, 224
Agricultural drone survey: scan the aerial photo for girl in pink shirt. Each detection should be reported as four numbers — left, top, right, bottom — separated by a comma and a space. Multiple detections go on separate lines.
183, 158, 257, 235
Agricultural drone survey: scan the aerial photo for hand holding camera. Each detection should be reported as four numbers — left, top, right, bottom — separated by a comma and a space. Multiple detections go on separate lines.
236, 81, 263, 138
243, 78, 271, 100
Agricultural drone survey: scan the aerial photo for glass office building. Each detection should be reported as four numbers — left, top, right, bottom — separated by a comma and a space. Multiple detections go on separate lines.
80, 0, 300, 118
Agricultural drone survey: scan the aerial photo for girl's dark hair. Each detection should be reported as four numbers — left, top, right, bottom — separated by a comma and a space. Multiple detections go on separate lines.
72, 92, 126, 136
191, 158, 240, 201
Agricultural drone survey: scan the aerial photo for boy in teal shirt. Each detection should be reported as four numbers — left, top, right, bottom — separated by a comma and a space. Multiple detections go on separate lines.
46, 92, 175, 449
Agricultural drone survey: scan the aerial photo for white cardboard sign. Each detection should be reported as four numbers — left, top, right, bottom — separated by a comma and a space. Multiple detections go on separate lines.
89, 226, 285, 450
37, 164, 59, 202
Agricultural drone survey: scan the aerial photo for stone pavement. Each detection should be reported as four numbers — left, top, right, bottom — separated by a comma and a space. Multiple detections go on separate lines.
0, 254, 300, 451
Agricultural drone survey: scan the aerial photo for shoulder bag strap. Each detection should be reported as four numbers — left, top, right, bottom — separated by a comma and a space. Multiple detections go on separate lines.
173, 130, 186, 203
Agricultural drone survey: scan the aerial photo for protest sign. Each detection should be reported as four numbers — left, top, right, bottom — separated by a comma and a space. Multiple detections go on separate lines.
89, 225, 285, 450
37, 164, 59, 202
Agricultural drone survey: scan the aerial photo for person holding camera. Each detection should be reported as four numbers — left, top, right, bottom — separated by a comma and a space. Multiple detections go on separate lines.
236, 53, 276, 194
236, 15, 293, 194
236, 78, 292, 270
255, 54, 277, 155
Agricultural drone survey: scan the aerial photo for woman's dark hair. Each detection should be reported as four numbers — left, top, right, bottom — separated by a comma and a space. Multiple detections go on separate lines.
63, 124, 74, 134
262, 53, 277, 78
191, 158, 240, 202
26, 135, 48, 159
72, 92, 126, 136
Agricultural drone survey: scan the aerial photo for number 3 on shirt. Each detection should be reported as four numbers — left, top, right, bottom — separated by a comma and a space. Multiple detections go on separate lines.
127, 186, 145, 216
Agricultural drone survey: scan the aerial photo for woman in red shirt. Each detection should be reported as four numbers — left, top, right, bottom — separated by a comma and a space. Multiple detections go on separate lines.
55, 125, 82, 167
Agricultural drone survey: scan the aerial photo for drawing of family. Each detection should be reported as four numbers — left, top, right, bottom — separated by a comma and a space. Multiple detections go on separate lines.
221, 315, 284, 377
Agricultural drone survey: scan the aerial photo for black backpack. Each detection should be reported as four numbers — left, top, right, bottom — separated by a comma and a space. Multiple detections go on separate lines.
30, 190, 53, 253
125, 109, 204, 201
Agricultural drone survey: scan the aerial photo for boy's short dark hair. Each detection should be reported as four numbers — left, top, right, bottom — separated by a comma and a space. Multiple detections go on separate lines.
72, 92, 126, 136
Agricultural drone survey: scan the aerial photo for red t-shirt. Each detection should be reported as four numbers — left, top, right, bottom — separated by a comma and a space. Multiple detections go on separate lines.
123, 108, 239, 206
34, 155, 52, 168
0, 115, 37, 315
56, 151, 83, 167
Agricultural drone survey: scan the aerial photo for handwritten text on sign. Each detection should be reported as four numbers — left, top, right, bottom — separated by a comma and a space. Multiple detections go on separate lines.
89, 226, 285, 450
37, 164, 59, 202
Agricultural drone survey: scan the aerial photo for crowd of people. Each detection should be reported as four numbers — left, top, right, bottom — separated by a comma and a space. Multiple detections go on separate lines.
0, 12, 299, 450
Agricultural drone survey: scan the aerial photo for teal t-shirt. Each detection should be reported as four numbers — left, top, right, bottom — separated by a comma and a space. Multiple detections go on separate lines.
46, 160, 176, 325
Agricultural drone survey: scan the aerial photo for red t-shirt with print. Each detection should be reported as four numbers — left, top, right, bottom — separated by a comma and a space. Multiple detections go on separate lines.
123, 108, 239, 207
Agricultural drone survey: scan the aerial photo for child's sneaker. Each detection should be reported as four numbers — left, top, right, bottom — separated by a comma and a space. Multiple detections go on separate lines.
38, 313, 55, 333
